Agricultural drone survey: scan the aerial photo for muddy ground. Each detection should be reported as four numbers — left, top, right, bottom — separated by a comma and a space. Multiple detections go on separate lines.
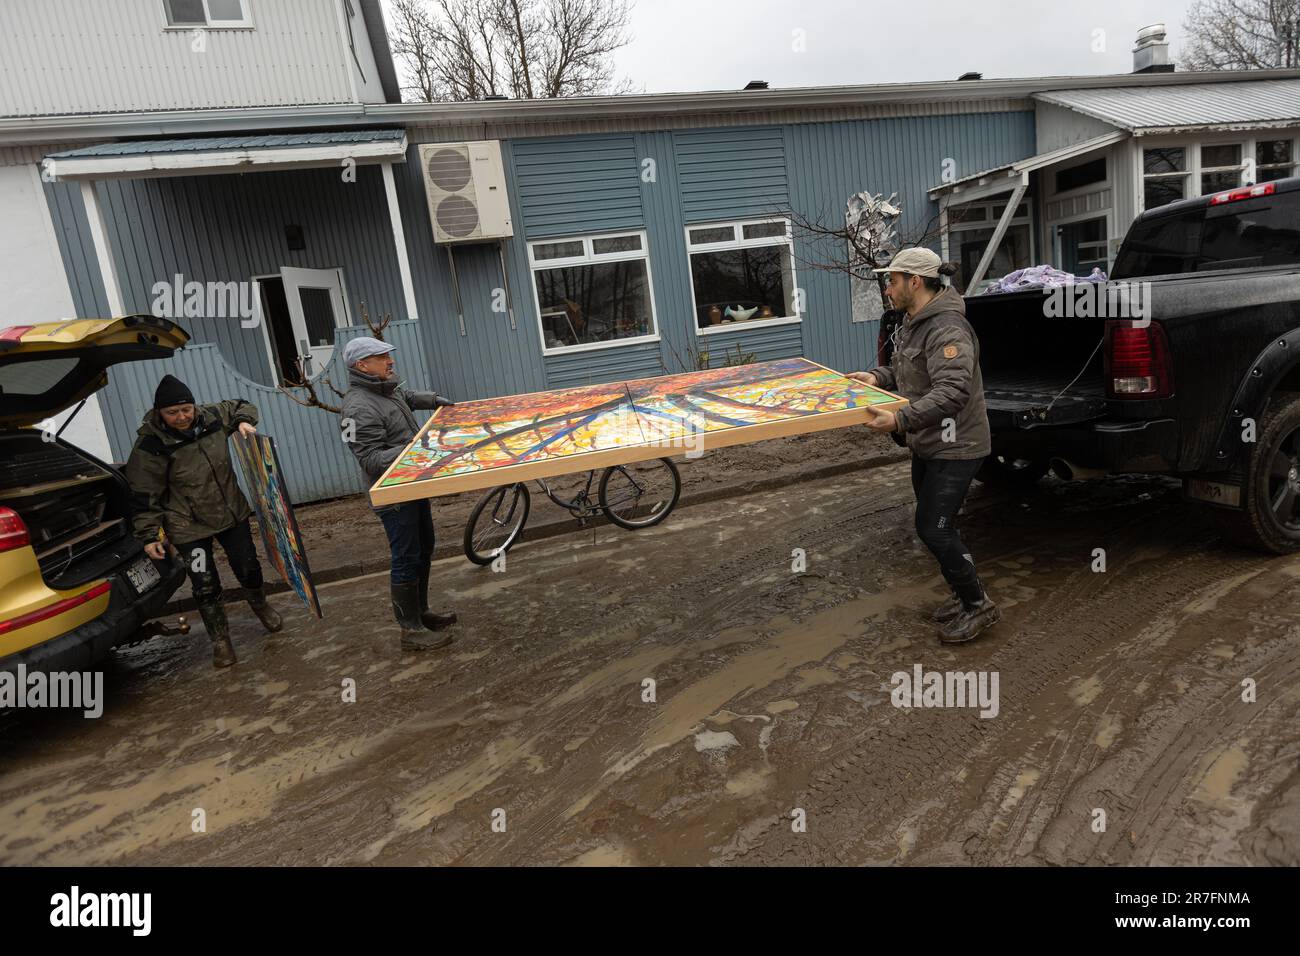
2, 463, 1298, 866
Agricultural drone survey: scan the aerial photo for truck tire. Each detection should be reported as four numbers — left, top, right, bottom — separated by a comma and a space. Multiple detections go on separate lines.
976, 453, 1050, 488
1210, 392, 1300, 554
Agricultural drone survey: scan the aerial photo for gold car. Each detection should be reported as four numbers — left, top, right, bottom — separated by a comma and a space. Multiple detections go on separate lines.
0, 316, 189, 673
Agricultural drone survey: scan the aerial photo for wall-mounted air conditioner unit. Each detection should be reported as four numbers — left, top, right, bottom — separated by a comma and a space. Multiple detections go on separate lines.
419, 141, 513, 244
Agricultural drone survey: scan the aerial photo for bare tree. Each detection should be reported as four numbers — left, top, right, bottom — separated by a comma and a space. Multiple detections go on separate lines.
277, 302, 392, 415
387, 0, 634, 101
785, 192, 945, 310
1181, 0, 1300, 70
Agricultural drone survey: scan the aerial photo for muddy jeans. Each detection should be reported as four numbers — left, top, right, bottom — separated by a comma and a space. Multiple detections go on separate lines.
176, 518, 264, 605
910, 455, 986, 607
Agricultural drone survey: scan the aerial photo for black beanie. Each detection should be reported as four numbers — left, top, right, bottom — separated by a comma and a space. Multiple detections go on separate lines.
153, 374, 195, 409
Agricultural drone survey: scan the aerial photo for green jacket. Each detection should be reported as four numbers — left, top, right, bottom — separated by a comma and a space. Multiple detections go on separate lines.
124, 400, 258, 546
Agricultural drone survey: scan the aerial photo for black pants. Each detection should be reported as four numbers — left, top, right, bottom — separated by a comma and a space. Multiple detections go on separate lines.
910, 455, 986, 606
177, 519, 264, 605
377, 500, 435, 585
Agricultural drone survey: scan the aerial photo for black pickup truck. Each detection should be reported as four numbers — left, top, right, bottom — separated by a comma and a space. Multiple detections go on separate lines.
883, 176, 1300, 553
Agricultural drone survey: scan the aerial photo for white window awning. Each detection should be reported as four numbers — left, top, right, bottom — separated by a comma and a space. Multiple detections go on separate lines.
928, 130, 1128, 204
42, 129, 408, 182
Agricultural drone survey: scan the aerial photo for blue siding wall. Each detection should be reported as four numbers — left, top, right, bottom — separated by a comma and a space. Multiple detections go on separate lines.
786, 111, 1038, 370
512, 135, 644, 237
394, 141, 547, 402
674, 127, 790, 223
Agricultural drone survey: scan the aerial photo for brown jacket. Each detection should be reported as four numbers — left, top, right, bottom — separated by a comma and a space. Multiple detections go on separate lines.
867, 286, 991, 460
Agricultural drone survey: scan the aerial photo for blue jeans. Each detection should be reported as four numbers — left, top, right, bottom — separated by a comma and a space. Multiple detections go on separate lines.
378, 501, 435, 585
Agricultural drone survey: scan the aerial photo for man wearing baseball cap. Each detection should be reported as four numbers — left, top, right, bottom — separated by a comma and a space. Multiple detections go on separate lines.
339, 336, 460, 651
848, 248, 1000, 644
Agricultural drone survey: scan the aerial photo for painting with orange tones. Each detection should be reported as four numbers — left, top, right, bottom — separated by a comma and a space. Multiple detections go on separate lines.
371, 357, 905, 504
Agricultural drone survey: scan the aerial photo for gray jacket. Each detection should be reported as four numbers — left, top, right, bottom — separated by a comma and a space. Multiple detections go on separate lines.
867, 286, 991, 461
340, 367, 451, 502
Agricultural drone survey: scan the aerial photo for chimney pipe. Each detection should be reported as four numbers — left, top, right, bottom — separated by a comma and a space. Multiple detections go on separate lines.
1133, 23, 1174, 73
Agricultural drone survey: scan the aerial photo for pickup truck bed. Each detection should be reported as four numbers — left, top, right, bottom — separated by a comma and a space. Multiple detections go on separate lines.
957, 176, 1300, 552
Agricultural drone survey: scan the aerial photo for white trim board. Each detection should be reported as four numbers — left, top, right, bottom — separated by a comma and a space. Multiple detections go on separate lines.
44, 138, 408, 182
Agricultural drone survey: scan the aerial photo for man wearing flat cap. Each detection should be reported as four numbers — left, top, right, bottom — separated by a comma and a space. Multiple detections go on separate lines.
340, 336, 459, 651
125, 374, 283, 669
848, 248, 1000, 645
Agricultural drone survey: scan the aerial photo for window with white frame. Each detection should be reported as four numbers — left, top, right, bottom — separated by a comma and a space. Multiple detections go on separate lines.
686, 219, 797, 331
163, 0, 251, 27
1143, 146, 1191, 209
1200, 143, 1246, 195
1257, 139, 1296, 182
945, 198, 1033, 292
528, 232, 656, 352
1144, 139, 1297, 212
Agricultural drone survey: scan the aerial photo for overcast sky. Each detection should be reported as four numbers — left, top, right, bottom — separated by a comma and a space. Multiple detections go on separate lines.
383, 0, 1205, 95
616, 0, 1201, 92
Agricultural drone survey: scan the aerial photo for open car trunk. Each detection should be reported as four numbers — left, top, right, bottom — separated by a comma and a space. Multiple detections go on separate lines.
965, 288, 1108, 431
0, 432, 140, 590
0, 316, 188, 591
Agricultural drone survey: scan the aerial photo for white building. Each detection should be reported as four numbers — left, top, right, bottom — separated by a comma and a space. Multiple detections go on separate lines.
0, 0, 400, 458
931, 25, 1300, 291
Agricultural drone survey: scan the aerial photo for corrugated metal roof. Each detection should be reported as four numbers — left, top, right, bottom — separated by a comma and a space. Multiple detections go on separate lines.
46, 129, 405, 159
1035, 78, 1300, 133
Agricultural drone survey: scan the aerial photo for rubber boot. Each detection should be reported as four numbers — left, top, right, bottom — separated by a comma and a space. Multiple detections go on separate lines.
392, 581, 453, 651
247, 587, 283, 633
416, 563, 458, 631
197, 602, 237, 669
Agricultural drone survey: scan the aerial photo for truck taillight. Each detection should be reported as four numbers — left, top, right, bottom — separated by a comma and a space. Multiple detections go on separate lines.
0, 506, 30, 552
1106, 321, 1173, 399
1209, 181, 1275, 205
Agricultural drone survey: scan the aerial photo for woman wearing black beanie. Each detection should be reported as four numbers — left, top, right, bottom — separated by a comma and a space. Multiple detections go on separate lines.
124, 375, 283, 668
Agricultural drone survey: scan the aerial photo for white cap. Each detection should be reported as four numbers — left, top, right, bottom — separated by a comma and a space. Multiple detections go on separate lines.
872, 247, 943, 278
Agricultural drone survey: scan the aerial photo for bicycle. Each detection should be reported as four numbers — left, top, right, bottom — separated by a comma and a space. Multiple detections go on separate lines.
463, 457, 682, 565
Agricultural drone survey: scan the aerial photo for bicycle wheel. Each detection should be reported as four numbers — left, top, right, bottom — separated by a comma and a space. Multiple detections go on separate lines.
599, 458, 681, 530
464, 483, 531, 565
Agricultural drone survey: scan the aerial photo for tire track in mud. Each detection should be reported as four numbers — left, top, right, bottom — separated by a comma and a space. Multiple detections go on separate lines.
463, 469, 927, 863
712, 483, 1275, 866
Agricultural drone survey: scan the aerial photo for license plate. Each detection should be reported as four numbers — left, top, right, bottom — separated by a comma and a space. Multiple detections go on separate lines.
1185, 478, 1242, 508
125, 557, 161, 594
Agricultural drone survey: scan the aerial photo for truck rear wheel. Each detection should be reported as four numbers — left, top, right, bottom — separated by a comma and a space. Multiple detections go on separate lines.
1210, 392, 1300, 554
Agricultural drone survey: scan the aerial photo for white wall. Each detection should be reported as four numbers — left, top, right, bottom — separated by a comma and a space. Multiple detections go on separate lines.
0, 161, 114, 461
340, 0, 387, 104
0, 0, 358, 116
1035, 102, 1123, 154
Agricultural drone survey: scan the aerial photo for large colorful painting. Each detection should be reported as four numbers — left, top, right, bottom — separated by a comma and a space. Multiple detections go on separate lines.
370, 358, 905, 505
233, 433, 323, 619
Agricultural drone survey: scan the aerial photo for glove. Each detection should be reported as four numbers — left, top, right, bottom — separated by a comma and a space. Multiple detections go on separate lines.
433, 395, 456, 409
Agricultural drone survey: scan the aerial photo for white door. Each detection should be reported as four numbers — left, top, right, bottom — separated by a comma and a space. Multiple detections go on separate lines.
281, 267, 348, 376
